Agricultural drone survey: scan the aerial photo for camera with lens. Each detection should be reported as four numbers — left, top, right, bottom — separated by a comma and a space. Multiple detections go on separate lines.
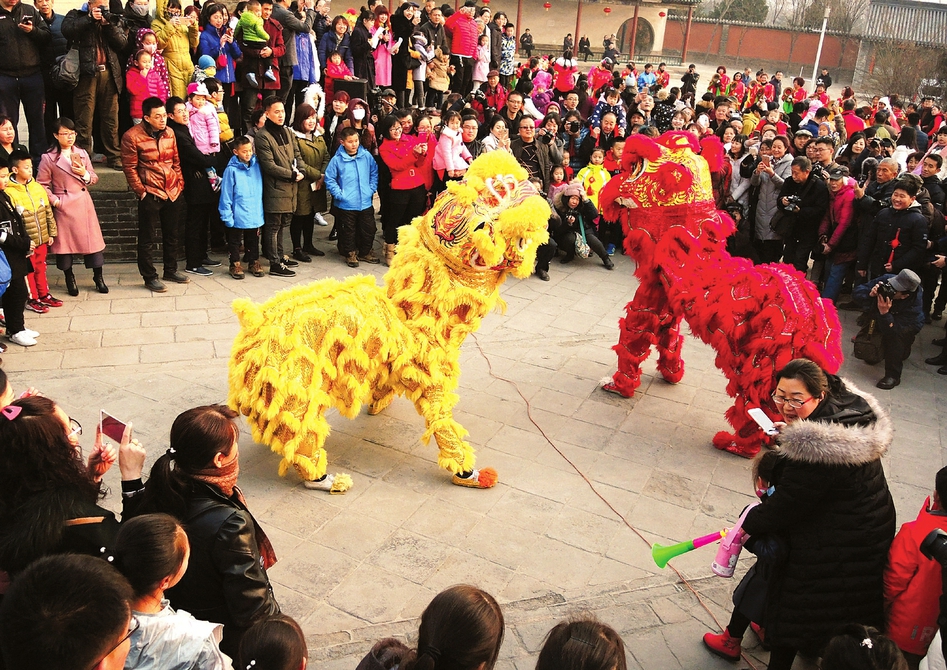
469, 89, 486, 104
877, 197, 892, 209
784, 194, 802, 213
538, 131, 553, 144
876, 281, 896, 300
922, 529, 947, 566
567, 120, 581, 133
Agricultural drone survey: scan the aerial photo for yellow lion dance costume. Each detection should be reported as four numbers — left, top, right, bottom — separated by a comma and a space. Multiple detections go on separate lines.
228, 152, 550, 492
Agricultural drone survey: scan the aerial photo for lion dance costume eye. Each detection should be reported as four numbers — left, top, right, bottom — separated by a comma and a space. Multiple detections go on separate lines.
599, 132, 843, 459
227, 152, 550, 491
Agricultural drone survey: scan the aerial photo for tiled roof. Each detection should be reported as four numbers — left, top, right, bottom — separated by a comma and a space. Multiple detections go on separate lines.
863, 0, 947, 44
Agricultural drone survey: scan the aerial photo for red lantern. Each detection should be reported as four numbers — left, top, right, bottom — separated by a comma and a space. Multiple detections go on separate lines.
483, 0, 490, 4
543, 1, 551, 9
603, 6, 611, 13
658, 10, 666, 15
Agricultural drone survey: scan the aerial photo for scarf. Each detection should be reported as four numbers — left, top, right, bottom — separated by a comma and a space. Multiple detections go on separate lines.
189, 456, 278, 569
264, 119, 289, 146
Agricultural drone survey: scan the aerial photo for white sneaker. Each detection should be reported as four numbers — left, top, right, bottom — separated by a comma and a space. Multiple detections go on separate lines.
9, 331, 37, 347
22, 329, 39, 338
314, 212, 329, 226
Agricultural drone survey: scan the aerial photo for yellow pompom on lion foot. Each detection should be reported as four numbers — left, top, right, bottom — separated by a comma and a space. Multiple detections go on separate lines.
228, 152, 550, 491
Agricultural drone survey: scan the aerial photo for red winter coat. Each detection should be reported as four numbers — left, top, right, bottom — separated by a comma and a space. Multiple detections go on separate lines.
379, 134, 430, 190
444, 11, 477, 58
884, 498, 947, 656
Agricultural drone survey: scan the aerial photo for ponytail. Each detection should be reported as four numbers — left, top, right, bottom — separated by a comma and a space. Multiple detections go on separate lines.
134, 405, 239, 520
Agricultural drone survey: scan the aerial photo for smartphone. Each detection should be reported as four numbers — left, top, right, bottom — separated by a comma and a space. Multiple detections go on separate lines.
100, 410, 129, 442
228, 15, 238, 29
747, 407, 779, 436
20, 15, 33, 24
762, 154, 772, 165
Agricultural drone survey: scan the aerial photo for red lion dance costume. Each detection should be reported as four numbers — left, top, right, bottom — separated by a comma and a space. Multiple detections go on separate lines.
599, 132, 843, 458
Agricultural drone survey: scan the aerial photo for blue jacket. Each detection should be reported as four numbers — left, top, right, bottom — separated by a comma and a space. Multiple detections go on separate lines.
197, 25, 242, 85
318, 30, 353, 73
325, 145, 377, 211
219, 154, 264, 229
292, 32, 319, 84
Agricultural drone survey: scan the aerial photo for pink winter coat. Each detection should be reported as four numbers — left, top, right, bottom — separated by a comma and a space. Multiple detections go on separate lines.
433, 126, 471, 172
187, 101, 221, 155
818, 177, 856, 261
37, 148, 106, 256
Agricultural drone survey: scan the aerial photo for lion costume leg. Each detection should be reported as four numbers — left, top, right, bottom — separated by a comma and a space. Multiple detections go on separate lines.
605, 276, 668, 397
414, 388, 497, 489
654, 308, 685, 385
711, 365, 774, 459
368, 385, 396, 416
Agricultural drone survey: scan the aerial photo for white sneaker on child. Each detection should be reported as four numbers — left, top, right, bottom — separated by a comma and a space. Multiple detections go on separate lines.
264, 67, 278, 82
22, 329, 39, 338
246, 72, 258, 87
314, 212, 329, 226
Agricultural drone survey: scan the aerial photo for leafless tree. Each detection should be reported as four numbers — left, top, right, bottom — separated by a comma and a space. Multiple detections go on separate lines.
865, 39, 944, 99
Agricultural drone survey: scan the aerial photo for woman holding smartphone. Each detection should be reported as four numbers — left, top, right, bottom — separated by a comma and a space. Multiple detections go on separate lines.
37, 118, 109, 295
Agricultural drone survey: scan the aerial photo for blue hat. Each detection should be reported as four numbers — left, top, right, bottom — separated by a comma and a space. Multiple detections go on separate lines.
198, 55, 216, 69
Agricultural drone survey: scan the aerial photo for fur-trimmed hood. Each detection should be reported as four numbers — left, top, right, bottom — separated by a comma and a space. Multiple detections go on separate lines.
775, 378, 892, 467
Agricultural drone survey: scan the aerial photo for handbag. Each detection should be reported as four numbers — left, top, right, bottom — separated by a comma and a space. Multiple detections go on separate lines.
575, 213, 591, 258
769, 209, 793, 237
852, 313, 884, 364
51, 46, 81, 90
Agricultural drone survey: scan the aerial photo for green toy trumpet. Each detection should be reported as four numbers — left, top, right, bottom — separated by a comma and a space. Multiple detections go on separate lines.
652, 530, 726, 568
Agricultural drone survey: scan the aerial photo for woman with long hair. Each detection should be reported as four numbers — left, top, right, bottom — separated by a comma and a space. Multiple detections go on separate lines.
837, 132, 867, 178
357, 585, 504, 670
37, 117, 109, 295
0, 395, 143, 580
126, 405, 280, 658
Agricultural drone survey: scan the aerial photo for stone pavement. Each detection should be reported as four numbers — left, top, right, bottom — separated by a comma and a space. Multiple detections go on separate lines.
7, 230, 945, 670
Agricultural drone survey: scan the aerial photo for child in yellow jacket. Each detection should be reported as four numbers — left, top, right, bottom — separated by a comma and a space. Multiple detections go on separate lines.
6, 150, 60, 313
575, 146, 611, 210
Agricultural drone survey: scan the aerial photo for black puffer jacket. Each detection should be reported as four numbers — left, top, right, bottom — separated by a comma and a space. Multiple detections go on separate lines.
156, 482, 280, 659
742, 377, 896, 656
168, 119, 217, 206
857, 201, 928, 276
61, 7, 128, 94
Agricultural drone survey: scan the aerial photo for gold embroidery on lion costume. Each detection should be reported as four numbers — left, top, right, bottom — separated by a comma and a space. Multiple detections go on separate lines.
227, 152, 550, 492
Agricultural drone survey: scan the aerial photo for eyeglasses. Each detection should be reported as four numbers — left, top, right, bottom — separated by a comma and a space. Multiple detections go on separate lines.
56, 131, 77, 138
86, 616, 139, 670
68, 417, 82, 438
771, 392, 815, 410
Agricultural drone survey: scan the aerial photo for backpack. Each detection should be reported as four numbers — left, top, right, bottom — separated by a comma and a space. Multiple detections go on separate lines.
51, 46, 81, 90
0, 249, 11, 299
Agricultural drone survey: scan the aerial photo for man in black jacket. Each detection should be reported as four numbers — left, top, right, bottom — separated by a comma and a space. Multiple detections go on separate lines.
167, 96, 220, 278
921, 153, 945, 208
777, 156, 830, 274
62, 0, 127, 170
854, 269, 924, 389
511, 116, 551, 193
34, 0, 72, 141
858, 174, 928, 280
0, 0, 51, 165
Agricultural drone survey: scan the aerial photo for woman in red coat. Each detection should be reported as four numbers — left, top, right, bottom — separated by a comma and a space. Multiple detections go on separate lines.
37, 118, 108, 296
377, 115, 431, 265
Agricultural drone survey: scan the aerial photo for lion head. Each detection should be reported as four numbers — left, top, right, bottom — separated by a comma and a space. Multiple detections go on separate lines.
606, 132, 715, 213
416, 151, 550, 280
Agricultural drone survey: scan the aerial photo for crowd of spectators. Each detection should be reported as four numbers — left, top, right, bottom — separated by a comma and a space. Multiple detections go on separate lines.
2, 2, 947, 666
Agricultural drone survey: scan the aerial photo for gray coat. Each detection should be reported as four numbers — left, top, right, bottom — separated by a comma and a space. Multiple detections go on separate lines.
751, 153, 792, 241
271, 3, 315, 68
255, 121, 305, 214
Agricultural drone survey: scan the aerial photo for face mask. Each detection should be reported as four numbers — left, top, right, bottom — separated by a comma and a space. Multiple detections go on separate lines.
144, 43, 157, 53
132, 4, 149, 15
353, 108, 365, 121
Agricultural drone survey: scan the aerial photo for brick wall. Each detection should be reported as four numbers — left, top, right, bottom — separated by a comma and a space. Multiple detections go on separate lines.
90, 189, 142, 263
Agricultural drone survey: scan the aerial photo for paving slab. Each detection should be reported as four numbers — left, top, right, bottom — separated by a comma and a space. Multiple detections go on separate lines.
11, 222, 947, 670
